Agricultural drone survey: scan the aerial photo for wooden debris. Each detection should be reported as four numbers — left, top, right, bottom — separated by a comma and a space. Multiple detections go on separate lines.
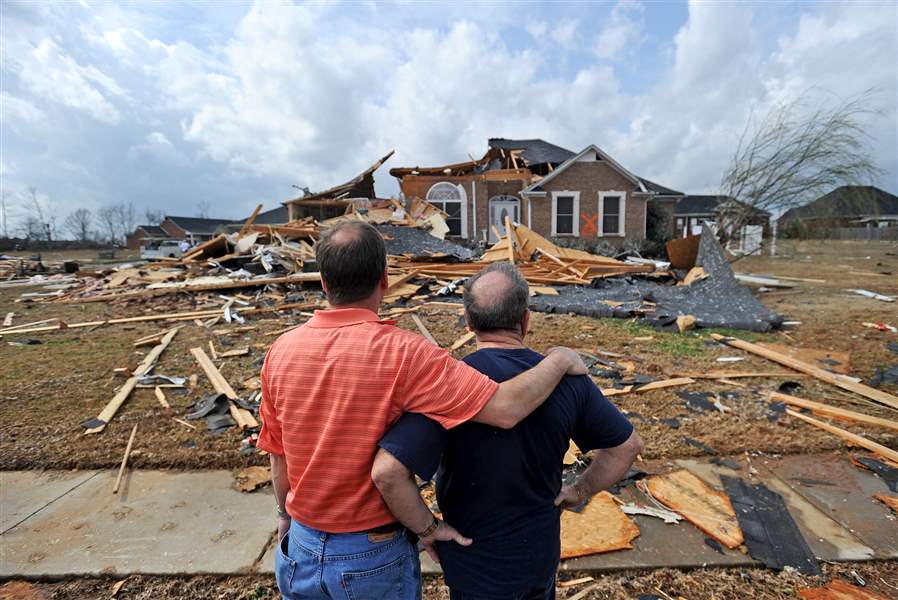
758, 342, 851, 374
112, 424, 138, 494
410, 314, 439, 346
798, 579, 891, 600
848, 288, 895, 303
208, 340, 218, 360
2, 312, 12, 326
449, 330, 476, 351
619, 503, 683, 524
873, 493, 898, 515
240, 203, 263, 234
232, 465, 272, 492
676, 315, 696, 332
734, 274, 796, 288
85, 328, 180, 434
601, 377, 695, 397
111, 578, 128, 597
639, 469, 743, 549
563, 440, 581, 466
218, 347, 250, 358
557, 576, 594, 589
190, 347, 258, 429
671, 370, 809, 379
771, 392, 898, 433
560, 491, 639, 558
173, 417, 197, 430
786, 410, 898, 464
154, 387, 170, 409
710, 334, 898, 412
680, 267, 707, 286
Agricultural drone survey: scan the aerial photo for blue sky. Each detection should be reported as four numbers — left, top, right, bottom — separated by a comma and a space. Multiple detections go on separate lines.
1, 0, 896, 236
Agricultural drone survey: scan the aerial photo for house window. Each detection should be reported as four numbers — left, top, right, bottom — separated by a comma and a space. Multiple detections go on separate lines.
599, 192, 626, 236
426, 182, 467, 237
551, 192, 580, 236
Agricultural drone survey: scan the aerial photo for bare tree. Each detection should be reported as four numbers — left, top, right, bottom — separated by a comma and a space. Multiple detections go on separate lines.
196, 200, 210, 218
18, 216, 44, 240
719, 89, 883, 245
25, 186, 56, 241
97, 205, 120, 245
64, 208, 93, 242
115, 201, 135, 238
144, 208, 164, 225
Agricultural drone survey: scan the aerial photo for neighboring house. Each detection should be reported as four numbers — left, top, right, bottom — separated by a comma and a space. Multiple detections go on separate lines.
391, 138, 684, 246
253, 205, 289, 225
160, 216, 234, 244
780, 186, 898, 231
126, 225, 169, 250
674, 195, 771, 238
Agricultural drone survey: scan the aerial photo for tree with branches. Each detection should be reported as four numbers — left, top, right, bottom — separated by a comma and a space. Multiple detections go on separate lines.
97, 205, 120, 245
144, 208, 165, 225
64, 208, 93, 242
718, 89, 883, 246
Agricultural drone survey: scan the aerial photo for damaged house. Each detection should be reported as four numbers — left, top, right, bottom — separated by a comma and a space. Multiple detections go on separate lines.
390, 138, 684, 246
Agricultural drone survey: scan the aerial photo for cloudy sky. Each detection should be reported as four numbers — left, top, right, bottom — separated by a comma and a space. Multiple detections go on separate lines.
1, 0, 896, 235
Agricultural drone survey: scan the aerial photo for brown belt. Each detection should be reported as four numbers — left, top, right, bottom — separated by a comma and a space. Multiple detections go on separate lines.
359, 521, 403, 535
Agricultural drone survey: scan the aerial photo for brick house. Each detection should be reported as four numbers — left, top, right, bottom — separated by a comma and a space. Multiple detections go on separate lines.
779, 186, 898, 233
674, 195, 771, 238
390, 139, 683, 246
125, 225, 169, 250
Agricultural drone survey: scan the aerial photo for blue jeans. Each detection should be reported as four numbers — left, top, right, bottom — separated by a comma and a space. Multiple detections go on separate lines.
275, 519, 421, 599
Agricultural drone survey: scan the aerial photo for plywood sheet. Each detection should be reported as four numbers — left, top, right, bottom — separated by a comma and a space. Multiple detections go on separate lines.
640, 469, 743, 549
560, 491, 639, 559
798, 579, 892, 600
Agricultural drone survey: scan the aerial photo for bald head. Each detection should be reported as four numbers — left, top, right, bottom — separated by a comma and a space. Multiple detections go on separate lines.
464, 262, 530, 333
316, 221, 386, 305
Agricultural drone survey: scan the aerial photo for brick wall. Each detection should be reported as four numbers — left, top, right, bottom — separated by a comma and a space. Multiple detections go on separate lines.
531, 161, 645, 246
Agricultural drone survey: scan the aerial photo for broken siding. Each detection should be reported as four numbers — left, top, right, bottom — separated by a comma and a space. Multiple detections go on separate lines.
532, 161, 645, 243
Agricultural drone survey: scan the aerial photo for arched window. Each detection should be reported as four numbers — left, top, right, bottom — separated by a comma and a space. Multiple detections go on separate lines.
426, 182, 467, 237
488, 195, 520, 242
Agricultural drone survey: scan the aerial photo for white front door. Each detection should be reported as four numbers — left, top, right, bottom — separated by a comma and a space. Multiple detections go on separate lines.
489, 197, 520, 242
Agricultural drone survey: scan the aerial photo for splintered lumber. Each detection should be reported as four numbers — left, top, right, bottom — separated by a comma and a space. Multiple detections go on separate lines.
560, 491, 639, 558
410, 314, 439, 346
557, 577, 595, 589
710, 334, 898, 412
3, 312, 12, 326
874, 493, 898, 515
639, 469, 743, 549
218, 347, 250, 358
505, 215, 516, 264
112, 424, 138, 494
154, 387, 170, 409
798, 579, 892, 600
786, 409, 898, 464
671, 370, 809, 379
190, 347, 258, 429
173, 417, 197, 430
240, 203, 263, 234
601, 377, 695, 397
0, 318, 58, 334
771, 392, 898, 433
85, 328, 180, 434
449, 330, 476, 351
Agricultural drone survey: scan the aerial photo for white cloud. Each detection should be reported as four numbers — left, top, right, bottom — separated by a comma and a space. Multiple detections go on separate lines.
550, 19, 578, 46
526, 21, 547, 39
12, 38, 126, 123
127, 131, 190, 167
1, 93, 47, 127
594, 0, 644, 60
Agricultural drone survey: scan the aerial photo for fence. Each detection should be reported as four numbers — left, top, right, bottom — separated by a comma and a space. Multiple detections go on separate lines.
829, 227, 898, 241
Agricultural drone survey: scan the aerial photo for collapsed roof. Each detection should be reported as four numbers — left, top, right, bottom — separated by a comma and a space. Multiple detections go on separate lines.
285, 150, 395, 205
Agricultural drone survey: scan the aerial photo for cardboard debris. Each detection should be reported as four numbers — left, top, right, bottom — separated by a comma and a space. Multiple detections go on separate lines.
639, 469, 743, 549
560, 491, 640, 558
232, 466, 272, 492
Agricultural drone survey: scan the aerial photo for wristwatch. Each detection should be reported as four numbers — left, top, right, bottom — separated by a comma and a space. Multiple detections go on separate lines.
416, 515, 440, 538
277, 504, 289, 519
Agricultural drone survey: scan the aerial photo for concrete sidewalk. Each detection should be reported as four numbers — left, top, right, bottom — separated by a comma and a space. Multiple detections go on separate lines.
1, 453, 895, 578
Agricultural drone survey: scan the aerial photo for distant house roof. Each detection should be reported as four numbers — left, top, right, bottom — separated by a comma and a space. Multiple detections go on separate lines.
164, 216, 234, 235
136, 225, 168, 237
640, 178, 683, 196
487, 138, 576, 166
780, 186, 898, 221
253, 206, 289, 225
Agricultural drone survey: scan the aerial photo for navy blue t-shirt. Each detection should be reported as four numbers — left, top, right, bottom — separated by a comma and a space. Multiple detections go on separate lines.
378, 347, 633, 596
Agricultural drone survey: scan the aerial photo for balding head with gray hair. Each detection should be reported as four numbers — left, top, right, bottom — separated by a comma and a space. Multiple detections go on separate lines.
463, 262, 530, 333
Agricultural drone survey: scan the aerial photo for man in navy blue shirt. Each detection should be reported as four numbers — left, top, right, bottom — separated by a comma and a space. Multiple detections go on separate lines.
372, 262, 643, 599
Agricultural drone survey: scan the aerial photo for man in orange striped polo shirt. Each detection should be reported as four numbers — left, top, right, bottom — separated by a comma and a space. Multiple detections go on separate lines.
258, 221, 586, 599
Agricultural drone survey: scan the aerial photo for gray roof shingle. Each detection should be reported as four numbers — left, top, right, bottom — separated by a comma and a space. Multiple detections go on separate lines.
164, 216, 234, 235
487, 138, 576, 165
780, 186, 898, 220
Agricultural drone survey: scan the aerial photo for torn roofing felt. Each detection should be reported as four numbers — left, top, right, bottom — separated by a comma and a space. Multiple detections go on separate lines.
529, 225, 784, 332
377, 225, 476, 261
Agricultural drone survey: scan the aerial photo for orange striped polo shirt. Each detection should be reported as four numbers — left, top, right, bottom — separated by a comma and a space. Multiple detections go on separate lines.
257, 308, 499, 533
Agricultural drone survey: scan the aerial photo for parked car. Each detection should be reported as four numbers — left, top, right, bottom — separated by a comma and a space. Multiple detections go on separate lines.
140, 240, 186, 260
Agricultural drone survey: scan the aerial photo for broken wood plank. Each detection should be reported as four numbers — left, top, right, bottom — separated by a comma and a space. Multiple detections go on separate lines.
601, 377, 695, 397
505, 215, 516, 264
449, 330, 476, 351
771, 392, 898, 433
190, 346, 258, 429
787, 409, 898, 464
410, 313, 439, 346
112, 424, 138, 494
240, 203, 263, 234
218, 347, 250, 358
0, 317, 58, 334
557, 576, 594, 589
85, 328, 180, 434
173, 417, 197, 430
710, 334, 898, 412
154, 387, 170, 409
3, 312, 12, 327
670, 370, 810, 379
639, 469, 743, 549
208, 340, 218, 360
